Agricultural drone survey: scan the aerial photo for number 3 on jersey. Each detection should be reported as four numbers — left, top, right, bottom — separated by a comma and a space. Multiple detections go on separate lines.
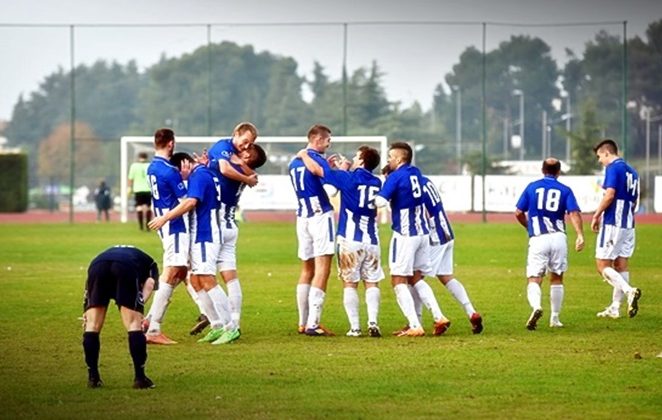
535, 187, 560, 211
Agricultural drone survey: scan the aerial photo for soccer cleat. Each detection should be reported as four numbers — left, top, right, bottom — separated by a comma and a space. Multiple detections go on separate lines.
470, 312, 483, 334
549, 318, 564, 328
145, 332, 177, 345
526, 308, 543, 331
346, 329, 362, 337
211, 328, 241, 345
392, 325, 410, 336
396, 326, 425, 337
197, 327, 224, 343
596, 306, 620, 319
297, 325, 305, 334
87, 376, 103, 389
133, 376, 155, 389
626, 288, 642, 318
189, 314, 210, 336
368, 323, 382, 338
304, 324, 336, 337
433, 317, 451, 336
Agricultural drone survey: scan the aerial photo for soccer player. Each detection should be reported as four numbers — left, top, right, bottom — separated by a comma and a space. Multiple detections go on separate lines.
412, 175, 483, 334
149, 152, 240, 345
289, 124, 336, 336
591, 139, 642, 319
143, 128, 189, 345
374, 142, 438, 337
127, 151, 153, 231
297, 145, 384, 338
515, 157, 585, 330
82, 245, 158, 389
207, 121, 259, 188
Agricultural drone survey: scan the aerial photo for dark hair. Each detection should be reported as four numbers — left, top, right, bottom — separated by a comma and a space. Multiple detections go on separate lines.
358, 145, 380, 172
247, 144, 267, 169
307, 124, 332, 140
381, 164, 393, 176
170, 152, 193, 169
542, 158, 561, 176
593, 139, 618, 154
389, 142, 412, 164
154, 128, 175, 149
138, 151, 149, 160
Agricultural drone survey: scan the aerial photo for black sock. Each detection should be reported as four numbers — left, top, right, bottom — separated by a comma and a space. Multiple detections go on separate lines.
128, 330, 147, 379
138, 212, 144, 230
83, 331, 100, 378
146, 210, 152, 224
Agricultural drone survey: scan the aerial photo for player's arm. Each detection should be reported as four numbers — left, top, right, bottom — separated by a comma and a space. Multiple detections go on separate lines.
148, 197, 197, 231
219, 159, 257, 187
514, 208, 528, 228
296, 149, 325, 177
374, 175, 396, 208
591, 187, 615, 232
568, 211, 585, 252
230, 154, 255, 176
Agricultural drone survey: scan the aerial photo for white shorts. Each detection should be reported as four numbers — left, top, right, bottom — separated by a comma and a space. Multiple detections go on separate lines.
296, 211, 335, 260
190, 240, 221, 275
161, 232, 190, 268
425, 240, 454, 277
526, 232, 567, 278
388, 232, 430, 277
217, 224, 238, 272
595, 225, 635, 260
336, 236, 384, 283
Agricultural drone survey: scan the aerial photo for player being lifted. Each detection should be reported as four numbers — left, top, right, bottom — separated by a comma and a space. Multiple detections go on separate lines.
515, 158, 585, 330
297, 145, 384, 337
289, 124, 336, 336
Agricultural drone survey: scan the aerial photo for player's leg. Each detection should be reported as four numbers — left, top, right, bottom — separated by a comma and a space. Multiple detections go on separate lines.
390, 234, 424, 336
219, 227, 242, 328
83, 306, 107, 388
362, 243, 384, 338
337, 237, 362, 336
411, 237, 449, 336
343, 282, 361, 336
549, 274, 564, 327
295, 216, 313, 333
547, 233, 568, 328
190, 275, 227, 344
305, 212, 335, 336
525, 236, 546, 330
145, 265, 184, 344
119, 307, 154, 389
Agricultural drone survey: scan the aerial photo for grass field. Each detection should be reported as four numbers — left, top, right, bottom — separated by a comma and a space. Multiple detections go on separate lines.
0, 220, 660, 419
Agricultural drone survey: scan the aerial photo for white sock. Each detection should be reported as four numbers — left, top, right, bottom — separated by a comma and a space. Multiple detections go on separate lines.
146, 281, 174, 333
602, 267, 632, 295
186, 281, 206, 317
527, 282, 542, 311
196, 289, 222, 329
445, 278, 476, 317
296, 283, 311, 327
612, 271, 629, 309
207, 285, 234, 329
408, 284, 423, 323
550, 284, 564, 319
306, 287, 326, 329
226, 278, 242, 328
413, 280, 444, 322
365, 287, 380, 326
394, 284, 421, 329
343, 287, 360, 330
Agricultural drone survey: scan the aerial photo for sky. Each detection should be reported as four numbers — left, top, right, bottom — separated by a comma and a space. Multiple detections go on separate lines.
0, 0, 660, 122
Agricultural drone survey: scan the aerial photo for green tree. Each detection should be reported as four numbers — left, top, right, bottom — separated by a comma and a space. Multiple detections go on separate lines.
568, 99, 601, 175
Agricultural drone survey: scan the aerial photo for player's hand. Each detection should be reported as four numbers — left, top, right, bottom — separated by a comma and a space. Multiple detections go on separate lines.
193, 148, 209, 166
327, 154, 340, 168
179, 159, 193, 180
245, 173, 258, 187
148, 216, 166, 231
590, 214, 601, 233
575, 235, 585, 252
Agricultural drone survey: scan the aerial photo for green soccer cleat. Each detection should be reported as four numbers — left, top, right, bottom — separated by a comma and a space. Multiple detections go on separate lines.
211, 328, 241, 345
197, 327, 225, 343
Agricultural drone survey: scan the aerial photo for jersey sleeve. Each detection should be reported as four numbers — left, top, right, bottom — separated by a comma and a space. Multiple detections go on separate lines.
602, 165, 618, 190
515, 188, 530, 212
309, 152, 332, 175
564, 188, 581, 213
377, 172, 398, 200
322, 168, 351, 189
185, 171, 204, 201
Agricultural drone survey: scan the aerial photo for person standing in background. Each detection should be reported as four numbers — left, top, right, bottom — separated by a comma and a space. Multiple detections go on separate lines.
128, 151, 153, 231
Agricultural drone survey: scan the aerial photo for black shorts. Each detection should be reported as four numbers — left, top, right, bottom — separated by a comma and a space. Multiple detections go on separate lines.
134, 192, 152, 207
84, 261, 145, 313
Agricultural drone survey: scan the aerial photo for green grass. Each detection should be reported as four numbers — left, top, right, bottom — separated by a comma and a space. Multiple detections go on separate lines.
0, 221, 660, 419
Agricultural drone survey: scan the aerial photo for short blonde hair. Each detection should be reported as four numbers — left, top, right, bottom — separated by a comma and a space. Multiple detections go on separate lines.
233, 122, 258, 138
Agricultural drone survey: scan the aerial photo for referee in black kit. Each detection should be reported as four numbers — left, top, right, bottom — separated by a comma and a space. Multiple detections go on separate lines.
82, 245, 158, 389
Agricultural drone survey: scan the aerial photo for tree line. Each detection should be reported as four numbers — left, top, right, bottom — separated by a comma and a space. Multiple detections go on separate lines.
4, 19, 661, 187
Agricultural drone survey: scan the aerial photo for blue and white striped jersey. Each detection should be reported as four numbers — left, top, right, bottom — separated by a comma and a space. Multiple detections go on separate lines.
207, 138, 236, 163
601, 158, 639, 228
147, 156, 188, 235
288, 149, 333, 218
207, 138, 246, 227
323, 167, 382, 245
376, 164, 429, 236
421, 177, 454, 245
186, 165, 221, 244
515, 175, 581, 238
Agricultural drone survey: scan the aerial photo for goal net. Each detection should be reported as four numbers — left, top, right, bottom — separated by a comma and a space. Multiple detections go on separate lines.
119, 135, 388, 223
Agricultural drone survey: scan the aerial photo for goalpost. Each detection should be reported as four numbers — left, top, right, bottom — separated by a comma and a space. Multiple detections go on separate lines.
120, 135, 388, 223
